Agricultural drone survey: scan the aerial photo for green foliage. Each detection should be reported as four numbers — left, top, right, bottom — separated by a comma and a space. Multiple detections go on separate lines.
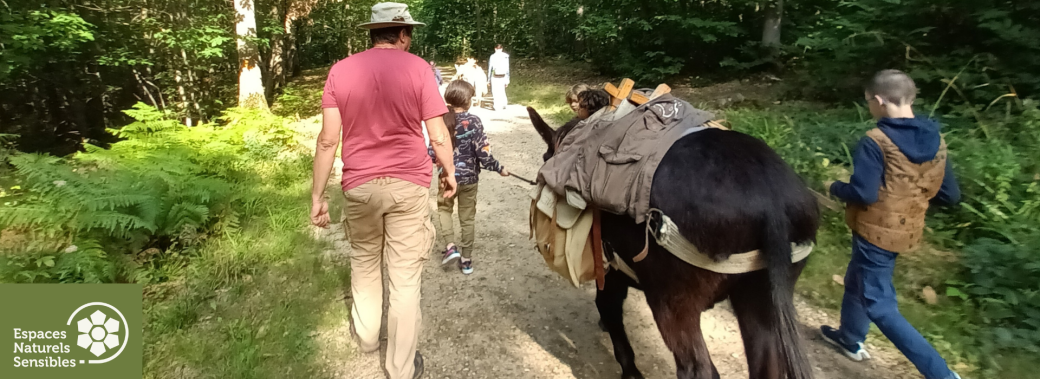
0, 9, 95, 80
296, 0, 383, 69
0, 104, 304, 285
956, 234, 1040, 355
270, 69, 329, 118
415, 0, 762, 81
0, 0, 335, 154
787, 0, 1040, 103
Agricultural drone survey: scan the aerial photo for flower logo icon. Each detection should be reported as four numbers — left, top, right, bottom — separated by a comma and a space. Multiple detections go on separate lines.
76, 310, 120, 357
67, 302, 129, 364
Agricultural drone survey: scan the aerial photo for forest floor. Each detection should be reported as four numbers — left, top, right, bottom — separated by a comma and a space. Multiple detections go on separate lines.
287, 62, 926, 378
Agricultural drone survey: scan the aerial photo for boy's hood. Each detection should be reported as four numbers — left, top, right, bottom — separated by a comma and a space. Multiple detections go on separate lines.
876, 117, 942, 164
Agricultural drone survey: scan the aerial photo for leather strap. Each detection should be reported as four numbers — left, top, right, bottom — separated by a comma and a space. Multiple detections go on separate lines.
591, 208, 606, 290
633, 215, 652, 262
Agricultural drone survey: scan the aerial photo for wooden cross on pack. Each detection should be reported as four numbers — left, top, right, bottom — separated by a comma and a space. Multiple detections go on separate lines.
602, 78, 673, 110
601, 78, 730, 130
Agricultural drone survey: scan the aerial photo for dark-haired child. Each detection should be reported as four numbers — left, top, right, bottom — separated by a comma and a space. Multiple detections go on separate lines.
429, 80, 509, 275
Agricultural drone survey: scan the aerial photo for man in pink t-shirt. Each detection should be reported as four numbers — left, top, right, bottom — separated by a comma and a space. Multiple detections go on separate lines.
309, 4, 456, 379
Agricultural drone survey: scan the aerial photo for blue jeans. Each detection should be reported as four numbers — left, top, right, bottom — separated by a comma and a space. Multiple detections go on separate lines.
838, 235, 955, 379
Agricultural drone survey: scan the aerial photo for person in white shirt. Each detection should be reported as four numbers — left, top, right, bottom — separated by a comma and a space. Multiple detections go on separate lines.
487, 44, 510, 111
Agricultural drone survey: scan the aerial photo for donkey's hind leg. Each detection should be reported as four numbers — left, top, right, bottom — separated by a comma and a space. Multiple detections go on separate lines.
597, 268, 644, 379
729, 262, 808, 379
646, 291, 720, 379
730, 270, 783, 379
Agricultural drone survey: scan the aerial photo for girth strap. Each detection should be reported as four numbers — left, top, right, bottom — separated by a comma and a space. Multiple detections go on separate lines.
634, 209, 814, 274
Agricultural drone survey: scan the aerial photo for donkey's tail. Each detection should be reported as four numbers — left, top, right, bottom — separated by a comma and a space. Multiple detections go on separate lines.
763, 213, 813, 379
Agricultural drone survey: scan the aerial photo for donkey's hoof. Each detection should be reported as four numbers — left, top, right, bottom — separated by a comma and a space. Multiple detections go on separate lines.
621, 371, 645, 379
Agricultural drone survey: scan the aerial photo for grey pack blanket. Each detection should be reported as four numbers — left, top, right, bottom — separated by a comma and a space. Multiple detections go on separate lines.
537, 94, 713, 224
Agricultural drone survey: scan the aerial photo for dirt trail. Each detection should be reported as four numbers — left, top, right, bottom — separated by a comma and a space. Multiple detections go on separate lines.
300, 101, 920, 379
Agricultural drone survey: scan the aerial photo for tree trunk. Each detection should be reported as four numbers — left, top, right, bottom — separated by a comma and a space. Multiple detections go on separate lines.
762, 0, 783, 69
266, 1, 288, 99
574, 4, 585, 56
475, 0, 482, 50
286, 25, 299, 77
762, 0, 783, 48
235, 0, 269, 110
267, 32, 286, 98
174, 64, 192, 126
540, 0, 549, 56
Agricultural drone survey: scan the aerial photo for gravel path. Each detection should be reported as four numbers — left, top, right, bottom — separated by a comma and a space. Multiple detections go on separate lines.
300, 104, 920, 379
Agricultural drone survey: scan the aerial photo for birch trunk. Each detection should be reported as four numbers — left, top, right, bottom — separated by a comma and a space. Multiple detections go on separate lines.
762, 0, 783, 48
235, 0, 269, 110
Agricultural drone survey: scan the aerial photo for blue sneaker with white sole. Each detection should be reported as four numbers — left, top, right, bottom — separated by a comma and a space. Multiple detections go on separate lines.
459, 259, 473, 275
440, 244, 460, 265
820, 325, 871, 361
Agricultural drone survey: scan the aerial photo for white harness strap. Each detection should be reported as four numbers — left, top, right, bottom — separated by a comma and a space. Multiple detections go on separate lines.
606, 252, 640, 283
651, 210, 813, 274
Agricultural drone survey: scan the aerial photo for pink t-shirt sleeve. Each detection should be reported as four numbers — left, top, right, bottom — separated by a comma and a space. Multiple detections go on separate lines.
321, 71, 338, 109
418, 68, 447, 121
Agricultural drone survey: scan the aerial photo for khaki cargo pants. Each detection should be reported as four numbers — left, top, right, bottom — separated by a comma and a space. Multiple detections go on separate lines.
343, 177, 434, 379
436, 183, 478, 258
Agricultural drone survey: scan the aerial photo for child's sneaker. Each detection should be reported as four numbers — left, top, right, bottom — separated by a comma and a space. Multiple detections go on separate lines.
441, 244, 460, 265
820, 325, 871, 361
459, 259, 474, 275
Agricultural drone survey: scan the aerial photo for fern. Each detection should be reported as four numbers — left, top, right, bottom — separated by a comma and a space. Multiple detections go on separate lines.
0, 105, 304, 284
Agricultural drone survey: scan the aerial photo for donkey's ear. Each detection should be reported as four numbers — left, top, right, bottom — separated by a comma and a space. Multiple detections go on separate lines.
527, 107, 555, 148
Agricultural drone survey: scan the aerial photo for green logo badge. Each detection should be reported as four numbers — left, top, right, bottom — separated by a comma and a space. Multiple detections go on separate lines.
1, 284, 142, 378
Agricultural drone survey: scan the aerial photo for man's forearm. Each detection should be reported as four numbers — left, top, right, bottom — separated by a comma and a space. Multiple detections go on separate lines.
431, 143, 455, 176
313, 108, 343, 200
312, 138, 338, 201
425, 116, 456, 176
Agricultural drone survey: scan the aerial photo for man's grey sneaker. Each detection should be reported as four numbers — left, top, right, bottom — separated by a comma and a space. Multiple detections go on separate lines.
441, 244, 460, 265
459, 259, 474, 275
820, 325, 871, 361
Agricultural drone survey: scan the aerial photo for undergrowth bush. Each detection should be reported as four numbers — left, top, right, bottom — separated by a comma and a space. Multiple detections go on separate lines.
0, 104, 305, 285
272, 85, 323, 119
788, 0, 1040, 104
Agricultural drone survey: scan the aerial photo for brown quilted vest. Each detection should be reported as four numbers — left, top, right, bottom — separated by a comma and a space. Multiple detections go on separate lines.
845, 128, 947, 253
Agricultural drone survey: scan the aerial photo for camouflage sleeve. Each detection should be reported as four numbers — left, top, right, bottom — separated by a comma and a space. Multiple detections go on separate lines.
472, 117, 503, 172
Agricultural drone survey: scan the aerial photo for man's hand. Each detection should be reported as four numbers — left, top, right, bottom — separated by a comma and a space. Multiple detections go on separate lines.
499, 168, 510, 177
426, 115, 457, 198
441, 175, 458, 198
310, 198, 330, 228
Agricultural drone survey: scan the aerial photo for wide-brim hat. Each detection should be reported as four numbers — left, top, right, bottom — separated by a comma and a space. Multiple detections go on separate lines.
358, 2, 425, 29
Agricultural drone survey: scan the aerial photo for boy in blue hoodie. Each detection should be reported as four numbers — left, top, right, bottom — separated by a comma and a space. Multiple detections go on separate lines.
820, 70, 962, 379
